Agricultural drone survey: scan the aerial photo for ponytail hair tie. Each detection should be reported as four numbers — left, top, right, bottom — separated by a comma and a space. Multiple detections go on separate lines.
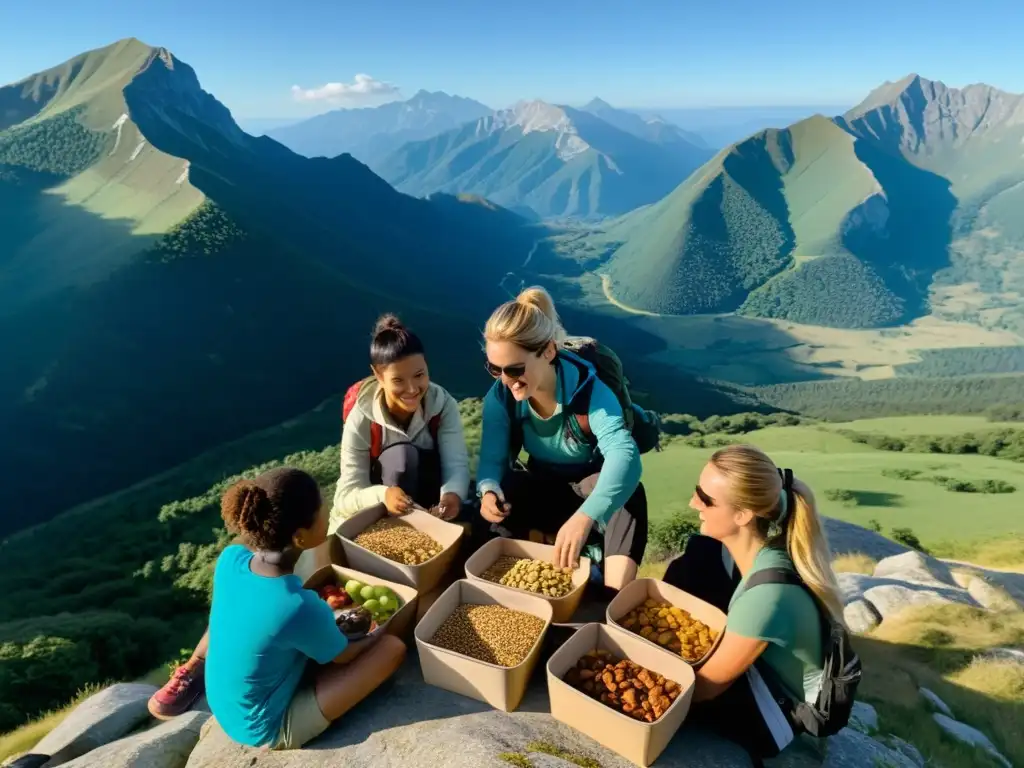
769, 468, 794, 538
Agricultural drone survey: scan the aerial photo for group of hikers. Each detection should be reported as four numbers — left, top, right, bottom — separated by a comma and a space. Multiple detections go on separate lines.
145, 286, 851, 764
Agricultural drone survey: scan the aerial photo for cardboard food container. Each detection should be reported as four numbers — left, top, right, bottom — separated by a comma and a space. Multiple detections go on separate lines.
303, 564, 419, 645
606, 578, 726, 668
463, 537, 591, 624
414, 579, 553, 712
546, 622, 696, 767
337, 505, 465, 593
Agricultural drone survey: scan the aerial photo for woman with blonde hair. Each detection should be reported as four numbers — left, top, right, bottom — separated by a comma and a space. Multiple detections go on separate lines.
662, 444, 844, 762
476, 286, 646, 594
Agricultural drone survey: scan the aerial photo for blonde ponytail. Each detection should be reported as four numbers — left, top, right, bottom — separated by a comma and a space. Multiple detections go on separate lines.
709, 445, 844, 624
484, 285, 566, 351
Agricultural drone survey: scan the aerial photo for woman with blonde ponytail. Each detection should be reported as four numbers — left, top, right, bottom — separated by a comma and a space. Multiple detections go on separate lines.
661, 444, 843, 762
476, 286, 646, 596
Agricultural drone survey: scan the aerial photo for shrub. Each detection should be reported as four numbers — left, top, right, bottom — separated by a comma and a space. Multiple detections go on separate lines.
867, 519, 883, 533
891, 527, 928, 553
882, 468, 922, 481
648, 512, 701, 561
824, 488, 857, 506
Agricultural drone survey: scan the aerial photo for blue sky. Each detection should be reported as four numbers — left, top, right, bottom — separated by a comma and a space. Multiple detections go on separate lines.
2, 0, 1022, 120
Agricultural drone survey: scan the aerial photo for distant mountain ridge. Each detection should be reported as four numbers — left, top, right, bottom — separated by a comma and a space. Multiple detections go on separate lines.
267, 90, 492, 169
592, 75, 1024, 333
579, 97, 709, 149
379, 98, 714, 218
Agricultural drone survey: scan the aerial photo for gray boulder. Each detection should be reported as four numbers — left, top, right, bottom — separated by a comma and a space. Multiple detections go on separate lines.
59, 712, 208, 768
918, 687, 952, 717
862, 583, 975, 621
848, 701, 878, 734
32, 683, 157, 767
964, 576, 1018, 612
932, 713, 1011, 768
881, 736, 925, 767
820, 728, 919, 768
872, 552, 957, 589
842, 600, 880, 634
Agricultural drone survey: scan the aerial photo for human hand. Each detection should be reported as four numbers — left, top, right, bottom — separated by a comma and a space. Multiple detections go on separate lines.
480, 491, 510, 524
384, 486, 413, 515
434, 492, 462, 521
553, 511, 593, 570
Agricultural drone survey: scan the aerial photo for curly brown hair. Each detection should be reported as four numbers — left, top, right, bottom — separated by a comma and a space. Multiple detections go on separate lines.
220, 467, 321, 550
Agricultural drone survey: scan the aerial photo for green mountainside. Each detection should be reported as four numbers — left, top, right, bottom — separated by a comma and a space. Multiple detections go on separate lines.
595, 76, 1024, 331
378, 100, 714, 218
0, 39, 549, 534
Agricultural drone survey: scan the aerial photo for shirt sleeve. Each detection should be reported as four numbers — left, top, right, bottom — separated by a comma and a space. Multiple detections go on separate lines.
331, 406, 387, 527
287, 590, 348, 664
726, 585, 792, 644
475, 383, 511, 500
437, 392, 471, 501
577, 380, 642, 523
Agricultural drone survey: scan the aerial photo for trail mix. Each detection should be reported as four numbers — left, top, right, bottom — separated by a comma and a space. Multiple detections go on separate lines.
617, 599, 718, 663
429, 604, 545, 667
564, 650, 682, 722
481, 556, 576, 598
354, 518, 442, 565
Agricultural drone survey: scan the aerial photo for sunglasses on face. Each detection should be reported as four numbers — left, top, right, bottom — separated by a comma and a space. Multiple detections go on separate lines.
694, 485, 714, 507
485, 360, 528, 379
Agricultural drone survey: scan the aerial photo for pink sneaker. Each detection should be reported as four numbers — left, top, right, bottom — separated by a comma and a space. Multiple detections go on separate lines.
148, 659, 205, 720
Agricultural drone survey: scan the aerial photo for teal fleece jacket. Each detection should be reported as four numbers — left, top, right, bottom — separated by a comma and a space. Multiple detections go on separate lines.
476, 351, 642, 524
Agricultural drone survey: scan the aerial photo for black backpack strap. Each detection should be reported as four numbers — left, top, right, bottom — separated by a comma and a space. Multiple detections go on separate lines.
743, 566, 804, 591
559, 352, 598, 447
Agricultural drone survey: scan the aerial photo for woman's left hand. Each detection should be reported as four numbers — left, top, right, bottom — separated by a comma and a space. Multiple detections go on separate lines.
553, 511, 593, 569
435, 492, 462, 521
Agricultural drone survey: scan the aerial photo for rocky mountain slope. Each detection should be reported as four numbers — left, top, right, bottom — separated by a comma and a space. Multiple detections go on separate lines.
595, 76, 1024, 332
267, 90, 492, 169
0, 39, 541, 530
378, 99, 714, 218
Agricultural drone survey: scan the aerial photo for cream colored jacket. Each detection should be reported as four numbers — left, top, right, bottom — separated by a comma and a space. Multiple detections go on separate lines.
330, 380, 469, 530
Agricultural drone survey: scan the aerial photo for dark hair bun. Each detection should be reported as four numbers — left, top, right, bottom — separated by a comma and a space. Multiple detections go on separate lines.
221, 480, 269, 536
373, 314, 405, 336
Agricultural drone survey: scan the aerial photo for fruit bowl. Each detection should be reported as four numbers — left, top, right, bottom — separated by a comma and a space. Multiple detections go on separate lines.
317, 578, 405, 641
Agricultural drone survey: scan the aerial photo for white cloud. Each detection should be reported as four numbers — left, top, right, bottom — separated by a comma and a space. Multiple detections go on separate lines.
290, 74, 400, 104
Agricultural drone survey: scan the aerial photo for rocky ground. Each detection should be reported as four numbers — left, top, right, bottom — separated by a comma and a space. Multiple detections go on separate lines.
5, 527, 1021, 768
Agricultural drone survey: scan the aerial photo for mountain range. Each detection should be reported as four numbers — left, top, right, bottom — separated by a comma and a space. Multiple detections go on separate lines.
379, 99, 715, 218
593, 75, 1024, 332
267, 90, 492, 169
0, 39, 542, 531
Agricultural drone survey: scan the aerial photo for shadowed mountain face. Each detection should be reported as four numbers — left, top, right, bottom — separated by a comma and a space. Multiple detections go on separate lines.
267, 91, 493, 170
0, 40, 542, 533
594, 76, 1021, 331
377, 100, 715, 219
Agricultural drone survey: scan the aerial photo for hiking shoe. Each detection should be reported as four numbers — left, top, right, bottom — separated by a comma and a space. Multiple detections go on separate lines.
148, 658, 205, 720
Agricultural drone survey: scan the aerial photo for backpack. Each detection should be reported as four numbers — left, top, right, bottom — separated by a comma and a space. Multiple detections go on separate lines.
342, 377, 441, 460
743, 567, 862, 739
503, 336, 662, 459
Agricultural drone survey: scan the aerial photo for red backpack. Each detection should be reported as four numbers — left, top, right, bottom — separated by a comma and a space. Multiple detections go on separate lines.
342, 378, 442, 459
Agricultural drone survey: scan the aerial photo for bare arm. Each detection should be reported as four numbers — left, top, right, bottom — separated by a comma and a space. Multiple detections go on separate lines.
693, 630, 769, 702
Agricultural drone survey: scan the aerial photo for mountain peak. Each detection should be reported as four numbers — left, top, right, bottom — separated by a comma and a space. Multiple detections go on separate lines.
495, 100, 573, 133
582, 97, 615, 111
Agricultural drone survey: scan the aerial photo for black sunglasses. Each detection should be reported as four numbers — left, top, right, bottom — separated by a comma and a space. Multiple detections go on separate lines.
485, 360, 527, 379
694, 484, 714, 507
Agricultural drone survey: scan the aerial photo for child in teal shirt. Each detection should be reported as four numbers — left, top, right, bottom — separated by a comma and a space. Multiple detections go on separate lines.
202, 467, 406, 750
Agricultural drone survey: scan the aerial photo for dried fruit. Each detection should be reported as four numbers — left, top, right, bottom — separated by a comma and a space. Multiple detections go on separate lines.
480, 556, 576, 598
617, 599, 718, 663
354, 518, 443, 565
563, 650, 682, 722
429, 604, 545, 667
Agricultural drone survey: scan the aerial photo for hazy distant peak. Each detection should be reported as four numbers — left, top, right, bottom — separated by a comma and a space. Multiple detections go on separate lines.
496, 100, 575, 133
581, 97, 615, 111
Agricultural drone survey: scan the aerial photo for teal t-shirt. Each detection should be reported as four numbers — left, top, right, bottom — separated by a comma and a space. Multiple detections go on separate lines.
727, 546, 824, 703
206, 545, 347, 747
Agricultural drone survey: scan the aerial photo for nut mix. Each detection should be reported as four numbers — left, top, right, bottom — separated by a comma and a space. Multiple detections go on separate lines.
481, 556, 576, 598
353, 518, 442, 565
429, 604, 545, 667
563, 650, 682, 722
618, 599, 718, 663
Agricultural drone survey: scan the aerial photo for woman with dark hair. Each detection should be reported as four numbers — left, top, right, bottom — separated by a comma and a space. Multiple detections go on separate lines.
331, 314, 470, 526
149, 468, 406, 748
